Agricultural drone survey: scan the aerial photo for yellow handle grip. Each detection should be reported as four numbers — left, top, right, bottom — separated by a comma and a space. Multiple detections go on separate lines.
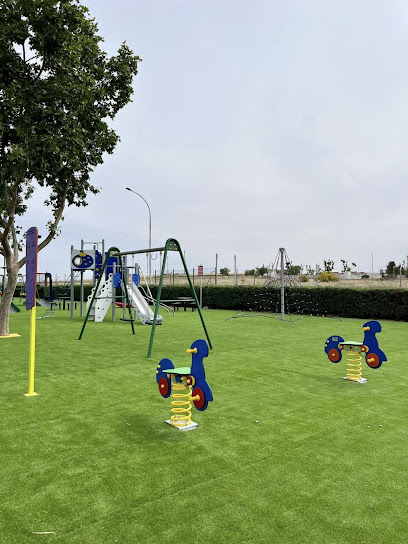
186, 348, 198, 354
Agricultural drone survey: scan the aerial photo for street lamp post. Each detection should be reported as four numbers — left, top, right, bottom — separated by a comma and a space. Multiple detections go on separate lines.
125, 187, 152, 281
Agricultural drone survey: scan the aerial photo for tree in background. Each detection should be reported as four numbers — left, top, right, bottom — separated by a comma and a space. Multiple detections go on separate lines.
323, 260, 335, 272
244, 269, 255, 276
385, 261, 406, 277
341, 260, 357, 273
255, 265, 268, 277
284, 261, 302, 275
219, 267, 230, 277
385, 261, 397, 276
0, 0, 140, 335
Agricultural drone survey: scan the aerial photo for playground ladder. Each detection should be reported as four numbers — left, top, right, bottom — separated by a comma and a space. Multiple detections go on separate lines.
38, 301, 59, 319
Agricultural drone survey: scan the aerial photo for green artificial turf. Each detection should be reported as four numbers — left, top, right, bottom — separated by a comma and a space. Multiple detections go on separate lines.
1, 304, 407, 543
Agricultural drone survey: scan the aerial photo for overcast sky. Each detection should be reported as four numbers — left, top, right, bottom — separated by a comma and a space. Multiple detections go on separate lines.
22, 0, 408, 277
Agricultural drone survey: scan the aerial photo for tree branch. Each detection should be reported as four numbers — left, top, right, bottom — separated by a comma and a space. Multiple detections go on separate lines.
2, 234, 12, 262
1, 179, 23, 242
33, 56, 46, 83
17, 175, 72, 269
10, 223, 19, 260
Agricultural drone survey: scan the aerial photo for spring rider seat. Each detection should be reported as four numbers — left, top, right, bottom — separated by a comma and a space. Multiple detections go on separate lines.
324, 320, 387, 383
155, 339, 213, 431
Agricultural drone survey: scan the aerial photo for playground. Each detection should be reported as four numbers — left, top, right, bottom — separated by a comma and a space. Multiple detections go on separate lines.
1, 304, 407, 544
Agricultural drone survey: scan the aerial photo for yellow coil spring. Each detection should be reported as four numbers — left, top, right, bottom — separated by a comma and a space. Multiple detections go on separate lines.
170, 377, 192, 427
346, 351, 362, 381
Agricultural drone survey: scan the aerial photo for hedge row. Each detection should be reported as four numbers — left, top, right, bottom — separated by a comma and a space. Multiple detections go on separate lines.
22, 284, 408, 321
149, 285, 408, 322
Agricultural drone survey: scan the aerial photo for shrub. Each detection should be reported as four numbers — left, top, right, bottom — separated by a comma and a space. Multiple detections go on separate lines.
299, 275, 309, 282
151, 285, 408, 321
361, 274, 370, 279
319, 272, 339, 282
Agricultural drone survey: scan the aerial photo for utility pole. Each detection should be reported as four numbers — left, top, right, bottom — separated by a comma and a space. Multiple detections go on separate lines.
215, 253, 218, 285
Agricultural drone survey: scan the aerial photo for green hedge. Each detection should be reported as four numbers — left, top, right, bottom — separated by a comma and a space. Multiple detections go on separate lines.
151, 285, 408, 321
19, 283, 408, 321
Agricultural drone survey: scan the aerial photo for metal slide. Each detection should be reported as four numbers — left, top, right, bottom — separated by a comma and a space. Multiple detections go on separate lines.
128, 283, 163, 325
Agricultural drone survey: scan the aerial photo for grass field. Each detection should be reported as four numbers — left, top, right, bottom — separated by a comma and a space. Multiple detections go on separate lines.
1, 304, 407, 543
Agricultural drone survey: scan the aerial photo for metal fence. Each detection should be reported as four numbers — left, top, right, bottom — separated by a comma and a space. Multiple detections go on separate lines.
148, 269, 408, 289
51, 267, 408, 290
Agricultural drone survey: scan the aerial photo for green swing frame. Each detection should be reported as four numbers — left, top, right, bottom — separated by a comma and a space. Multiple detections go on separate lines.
78, 238, 212, 358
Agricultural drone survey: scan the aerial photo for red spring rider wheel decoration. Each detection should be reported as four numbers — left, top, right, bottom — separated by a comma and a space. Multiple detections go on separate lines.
366, 353, 381, 369
192, 387, 207, 410
328, 348, 341, 363
158, 377, 170, 398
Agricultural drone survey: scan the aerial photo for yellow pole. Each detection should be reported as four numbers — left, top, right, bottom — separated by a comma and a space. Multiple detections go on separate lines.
25, 305, 38, 397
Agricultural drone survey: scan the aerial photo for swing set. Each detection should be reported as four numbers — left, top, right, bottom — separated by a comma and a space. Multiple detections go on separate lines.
78, 238, 212, 358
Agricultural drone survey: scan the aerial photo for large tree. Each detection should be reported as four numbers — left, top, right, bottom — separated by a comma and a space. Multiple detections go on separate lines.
0, 0, 140, 335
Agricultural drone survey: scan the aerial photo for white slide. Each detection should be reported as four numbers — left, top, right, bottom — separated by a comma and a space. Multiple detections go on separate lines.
128, 283, 163, 325
87, 274, 113, 322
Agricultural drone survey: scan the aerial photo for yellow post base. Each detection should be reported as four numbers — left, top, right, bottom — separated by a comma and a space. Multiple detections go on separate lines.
27, 306, 37, 396
0, 334, 21, 338
24, 392, 38, 397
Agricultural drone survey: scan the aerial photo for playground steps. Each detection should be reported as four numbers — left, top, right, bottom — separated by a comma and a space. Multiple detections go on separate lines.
38, 302, 58, 319
87, 274, 113, 322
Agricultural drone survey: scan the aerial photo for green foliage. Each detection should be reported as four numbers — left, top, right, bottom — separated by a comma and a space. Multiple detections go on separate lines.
255, 265, 268, 277
285, 261, 302, 275
386, 261, 396, 275
0, 0, 140, 254
323, 260, 334, 272
361, 274, 370, 279
219, 267, 230, 277
151, 285, 408, 321
244, 269, 255, 276
341, 260, 356, 273
319, 272, 339, 282
298, 274, 309, 282
385, 262, 406, 277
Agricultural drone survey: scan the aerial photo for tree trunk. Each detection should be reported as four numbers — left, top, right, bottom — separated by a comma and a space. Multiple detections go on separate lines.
0, 257, 19, 337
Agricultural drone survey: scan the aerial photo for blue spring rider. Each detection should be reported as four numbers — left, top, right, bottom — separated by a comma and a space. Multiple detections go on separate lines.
156, 339, 213, 430
324, 320, 387, 383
